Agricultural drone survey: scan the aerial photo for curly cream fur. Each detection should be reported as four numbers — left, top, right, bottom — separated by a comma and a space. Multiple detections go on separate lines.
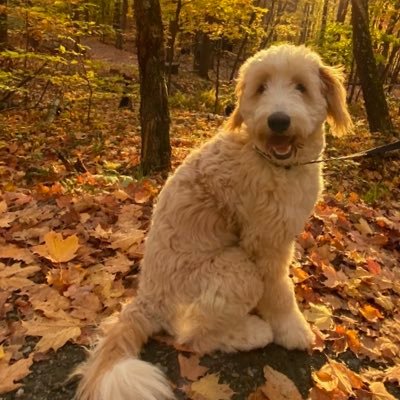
75, 44, 352, 400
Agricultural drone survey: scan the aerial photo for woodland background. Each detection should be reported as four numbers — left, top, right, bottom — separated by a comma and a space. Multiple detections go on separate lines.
0, 0, 399, 399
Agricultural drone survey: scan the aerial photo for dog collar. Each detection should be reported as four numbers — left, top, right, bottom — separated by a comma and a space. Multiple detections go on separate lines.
253, 145, 302, 170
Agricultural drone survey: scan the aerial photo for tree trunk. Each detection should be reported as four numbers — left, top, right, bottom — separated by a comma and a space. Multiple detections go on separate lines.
319, 0, 330, 46
114, 0, 123, 49
166, 0, 182, 91
193, 32, 213, 79
133, 0, 171, 174
299, 2, 311, 44
0, 0, 7, 50
351, 0, 392, 133
336, 0, 349, 23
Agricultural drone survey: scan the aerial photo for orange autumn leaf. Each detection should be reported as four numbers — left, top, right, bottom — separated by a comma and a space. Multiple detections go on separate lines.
359, 304, 384, 323
33, 231, 79, 263
366, 258, 381, 275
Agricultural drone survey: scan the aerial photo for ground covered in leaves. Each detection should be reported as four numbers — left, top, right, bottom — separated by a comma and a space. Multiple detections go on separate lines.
1, 41, 400, 400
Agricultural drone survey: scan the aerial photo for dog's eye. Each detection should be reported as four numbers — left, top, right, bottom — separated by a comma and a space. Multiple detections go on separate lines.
295, 83, 306, 93
257, 83, 267, 94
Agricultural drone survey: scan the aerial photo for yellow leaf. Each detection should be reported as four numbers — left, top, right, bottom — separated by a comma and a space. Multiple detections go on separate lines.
0, 345, 4, 360
369, 382, 397, 400
33, 231, 79, 263
261, 365, 302, 400
190, 373, 235, 400
304, 303, 334, 331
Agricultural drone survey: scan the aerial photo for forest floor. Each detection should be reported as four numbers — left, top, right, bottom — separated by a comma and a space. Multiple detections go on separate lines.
0, 39, 400, 400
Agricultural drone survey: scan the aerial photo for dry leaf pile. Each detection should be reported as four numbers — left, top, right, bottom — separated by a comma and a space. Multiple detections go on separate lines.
0, 82, 399, 399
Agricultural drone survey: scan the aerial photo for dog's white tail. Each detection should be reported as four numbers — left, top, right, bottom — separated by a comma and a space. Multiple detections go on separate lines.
75, 303, 174, 400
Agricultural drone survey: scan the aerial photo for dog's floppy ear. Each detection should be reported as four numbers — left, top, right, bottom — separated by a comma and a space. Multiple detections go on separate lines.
225, 77, 244, 131
320, 65, 353, 136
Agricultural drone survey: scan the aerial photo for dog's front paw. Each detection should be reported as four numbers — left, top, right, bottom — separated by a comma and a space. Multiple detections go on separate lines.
273, 312, 315, 351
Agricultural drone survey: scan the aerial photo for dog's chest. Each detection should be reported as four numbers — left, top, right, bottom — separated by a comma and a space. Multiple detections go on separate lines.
237, 166, 321, 253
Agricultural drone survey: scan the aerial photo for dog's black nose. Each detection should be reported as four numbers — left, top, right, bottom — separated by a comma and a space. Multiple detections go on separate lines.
268, 112, 291, 133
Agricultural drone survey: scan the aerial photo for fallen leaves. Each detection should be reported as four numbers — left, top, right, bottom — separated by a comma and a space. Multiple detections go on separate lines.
0, 356, 33, 394
22, 313, 81, 353
188, 373, 235, 400
32, 231, 79, 263
304, 303, 335, 331
178, 353, 209, 381
261, 366, 302, 400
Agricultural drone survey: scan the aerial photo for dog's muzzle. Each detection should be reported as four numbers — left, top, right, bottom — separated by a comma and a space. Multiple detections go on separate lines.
266, 112, 293, 159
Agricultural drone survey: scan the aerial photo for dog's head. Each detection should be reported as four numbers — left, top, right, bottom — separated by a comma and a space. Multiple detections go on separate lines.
226, 44, 353, 163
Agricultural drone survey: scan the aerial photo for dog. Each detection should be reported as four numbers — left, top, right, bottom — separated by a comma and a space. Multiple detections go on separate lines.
75, 44, 352, 400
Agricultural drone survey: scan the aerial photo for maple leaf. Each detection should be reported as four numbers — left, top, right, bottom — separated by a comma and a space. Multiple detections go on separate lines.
32, 231, 79, 263
103, 252, 132, 274
22, 312, 81, 353
178, 353, 209, 381
189, 374, 235, 400
304, 303, 334, 331
312, 358, 364, 397
0, 356, 33, 394
0, 263, 41, 290
261, 365, 302, 400
321, 265, 348, 288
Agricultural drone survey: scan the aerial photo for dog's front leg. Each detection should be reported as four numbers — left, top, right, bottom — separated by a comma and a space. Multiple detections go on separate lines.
256, 247, 315, 351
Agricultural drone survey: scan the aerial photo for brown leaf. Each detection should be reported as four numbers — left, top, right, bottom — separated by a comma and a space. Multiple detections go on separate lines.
109, 230, 144, 251
247, 388, 267, 400
0, 356, 33, 394
0, 244, 35, 264
0, 263, 41, 290
22, 313, 81, 353
309, 387, 348, 400
178, 353, 209, 381
261, 365, 302, 400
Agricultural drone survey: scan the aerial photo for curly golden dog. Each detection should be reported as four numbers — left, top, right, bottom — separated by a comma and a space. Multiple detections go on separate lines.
76, 44, 352, 400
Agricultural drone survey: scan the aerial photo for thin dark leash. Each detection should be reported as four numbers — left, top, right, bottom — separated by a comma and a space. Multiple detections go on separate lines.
253, 139, 400, 168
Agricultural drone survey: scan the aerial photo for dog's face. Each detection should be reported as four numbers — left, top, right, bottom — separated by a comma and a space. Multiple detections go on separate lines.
226, 45, 352, 163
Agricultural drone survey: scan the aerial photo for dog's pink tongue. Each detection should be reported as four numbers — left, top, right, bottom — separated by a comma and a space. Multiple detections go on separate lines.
272, 144, 292, 154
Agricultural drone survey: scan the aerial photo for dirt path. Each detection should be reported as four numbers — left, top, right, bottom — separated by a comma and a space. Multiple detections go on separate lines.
82, 37, 138, 75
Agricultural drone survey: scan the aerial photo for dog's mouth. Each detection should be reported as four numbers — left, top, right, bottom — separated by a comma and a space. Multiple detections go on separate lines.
266, 136, 295, 160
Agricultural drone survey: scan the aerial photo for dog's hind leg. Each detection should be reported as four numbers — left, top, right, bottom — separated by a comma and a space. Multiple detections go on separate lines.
173, 247, 273, 354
